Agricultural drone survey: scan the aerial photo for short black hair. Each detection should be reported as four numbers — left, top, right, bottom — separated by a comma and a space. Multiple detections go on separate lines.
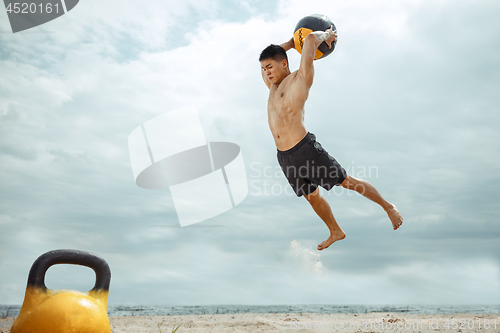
259, 44, 288, 65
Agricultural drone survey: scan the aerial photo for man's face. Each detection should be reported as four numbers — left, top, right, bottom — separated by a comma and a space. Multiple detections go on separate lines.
260, 58, 288, 85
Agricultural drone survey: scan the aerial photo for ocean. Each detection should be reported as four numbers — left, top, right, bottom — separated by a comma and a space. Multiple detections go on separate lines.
1, 304, 499, 318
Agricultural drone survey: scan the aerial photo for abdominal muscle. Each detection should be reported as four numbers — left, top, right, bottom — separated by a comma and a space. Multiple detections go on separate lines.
268, 108, 308, 151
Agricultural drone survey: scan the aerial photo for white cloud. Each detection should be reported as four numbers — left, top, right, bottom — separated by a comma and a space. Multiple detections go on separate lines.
1, 0, 499, 307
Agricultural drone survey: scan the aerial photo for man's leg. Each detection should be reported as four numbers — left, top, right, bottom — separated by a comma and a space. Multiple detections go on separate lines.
304, 187, 346, 251
340, 174, 403, 230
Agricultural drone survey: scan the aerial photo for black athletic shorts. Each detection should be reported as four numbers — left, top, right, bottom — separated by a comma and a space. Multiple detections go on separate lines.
277, 132, 347, 197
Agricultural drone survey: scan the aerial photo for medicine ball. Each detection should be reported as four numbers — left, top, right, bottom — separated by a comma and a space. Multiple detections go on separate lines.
293, 14, 336, 60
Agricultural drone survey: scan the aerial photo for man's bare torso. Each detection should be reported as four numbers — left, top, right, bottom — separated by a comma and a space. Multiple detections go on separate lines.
268, 70, 311, 151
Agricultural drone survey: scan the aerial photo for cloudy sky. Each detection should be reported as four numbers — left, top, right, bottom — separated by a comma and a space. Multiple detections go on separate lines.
1, 0, 499, 306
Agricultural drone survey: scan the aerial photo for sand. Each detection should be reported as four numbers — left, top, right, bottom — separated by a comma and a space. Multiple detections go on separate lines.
1, 313, 499, 332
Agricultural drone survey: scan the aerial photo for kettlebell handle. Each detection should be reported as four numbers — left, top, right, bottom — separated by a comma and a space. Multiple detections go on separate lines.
27, 249, 111, 292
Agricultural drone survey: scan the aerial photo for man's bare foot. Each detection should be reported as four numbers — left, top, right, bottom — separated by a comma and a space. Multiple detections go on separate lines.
386, 203, 403, 230
317, 230, 346, 251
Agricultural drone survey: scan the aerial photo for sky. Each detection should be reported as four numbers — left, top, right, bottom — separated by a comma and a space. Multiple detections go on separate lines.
0, 0, 499, 306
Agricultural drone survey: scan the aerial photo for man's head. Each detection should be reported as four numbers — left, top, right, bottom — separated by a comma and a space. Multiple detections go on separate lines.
259, 44, 290, 85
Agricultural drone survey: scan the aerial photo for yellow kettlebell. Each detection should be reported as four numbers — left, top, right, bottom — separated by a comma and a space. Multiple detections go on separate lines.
11, 249, 111, 333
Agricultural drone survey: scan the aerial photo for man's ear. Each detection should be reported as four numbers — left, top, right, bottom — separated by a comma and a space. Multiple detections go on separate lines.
282, 59, 288, 69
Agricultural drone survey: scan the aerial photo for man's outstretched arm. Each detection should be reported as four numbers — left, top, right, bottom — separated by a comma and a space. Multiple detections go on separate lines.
280, 37, 295, 51
298, 26, 337, 87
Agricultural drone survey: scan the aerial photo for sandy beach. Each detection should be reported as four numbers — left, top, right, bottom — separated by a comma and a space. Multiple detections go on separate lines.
1, 313, 499, 332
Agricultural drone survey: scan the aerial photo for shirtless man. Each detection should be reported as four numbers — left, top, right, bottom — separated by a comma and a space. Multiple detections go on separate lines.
259, 26, 403, 251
